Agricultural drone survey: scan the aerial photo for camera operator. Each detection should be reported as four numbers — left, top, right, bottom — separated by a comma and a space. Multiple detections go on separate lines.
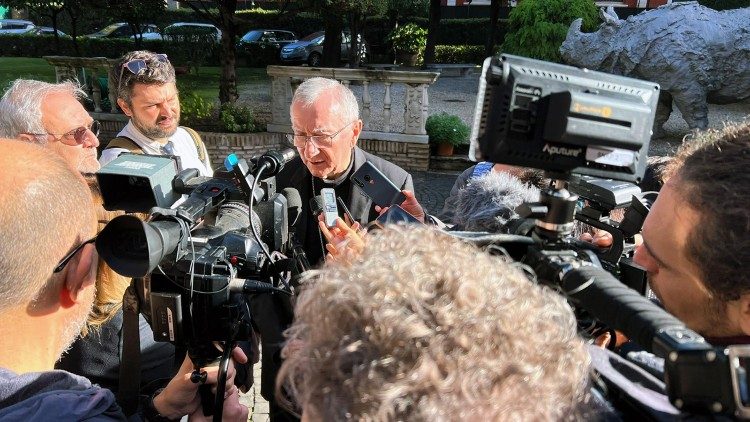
0, 140, 248, 421
277, 226, 596, 420
632, 122, 750, 342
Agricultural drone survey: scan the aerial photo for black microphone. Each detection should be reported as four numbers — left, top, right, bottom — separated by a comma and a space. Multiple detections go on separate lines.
451, 171, 541, 233
282, 187, 302, 226
309, 195, 324, 218
254, 148, 297, 177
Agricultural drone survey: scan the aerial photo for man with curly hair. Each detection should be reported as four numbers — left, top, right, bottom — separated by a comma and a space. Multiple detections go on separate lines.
633, 122, 750, 343
278, 226, 593, 420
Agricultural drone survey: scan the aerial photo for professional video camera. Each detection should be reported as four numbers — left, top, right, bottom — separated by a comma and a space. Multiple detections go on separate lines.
470, 54, 750, 419
95, 149, 299, 420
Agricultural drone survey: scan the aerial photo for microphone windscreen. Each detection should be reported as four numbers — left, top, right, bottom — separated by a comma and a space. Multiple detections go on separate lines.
309, 195, 324, 218
282, 187, 302, 226
452, 171, 540, 233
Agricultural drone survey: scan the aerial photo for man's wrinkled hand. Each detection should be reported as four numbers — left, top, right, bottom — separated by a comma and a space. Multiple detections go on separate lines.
374, 190, 425, 223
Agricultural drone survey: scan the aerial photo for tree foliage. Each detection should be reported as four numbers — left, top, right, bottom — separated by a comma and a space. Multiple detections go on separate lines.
181, 0, 240, 104
501, 0, 598, 63
302, 0, 386, 67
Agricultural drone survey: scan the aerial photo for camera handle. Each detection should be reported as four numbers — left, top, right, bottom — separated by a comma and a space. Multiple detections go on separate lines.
193, 340, 236, 422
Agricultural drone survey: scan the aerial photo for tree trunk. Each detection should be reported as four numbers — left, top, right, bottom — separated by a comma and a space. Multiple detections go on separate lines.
347, 12, 361, 68
322, 14, 342, 67
485, 0, 501, 57
423, 0, 441, 66
218, 0, 238, 104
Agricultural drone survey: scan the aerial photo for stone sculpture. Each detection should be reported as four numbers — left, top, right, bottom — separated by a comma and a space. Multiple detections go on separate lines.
560, 2, 750, 136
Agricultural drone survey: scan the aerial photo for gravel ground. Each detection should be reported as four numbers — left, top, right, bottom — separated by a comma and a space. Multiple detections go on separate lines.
238, 73, 750, 158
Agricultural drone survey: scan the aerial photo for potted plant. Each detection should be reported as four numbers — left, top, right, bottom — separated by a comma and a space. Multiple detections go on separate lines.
425, 113, 470, 156
387, 23, 427, 67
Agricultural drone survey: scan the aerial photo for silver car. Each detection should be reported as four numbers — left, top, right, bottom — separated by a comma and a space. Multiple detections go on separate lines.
280, 31, 368, 66
0, 19, 35, 34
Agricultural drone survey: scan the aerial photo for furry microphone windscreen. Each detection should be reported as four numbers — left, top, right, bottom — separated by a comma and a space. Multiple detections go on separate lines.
452, 171, 541, 233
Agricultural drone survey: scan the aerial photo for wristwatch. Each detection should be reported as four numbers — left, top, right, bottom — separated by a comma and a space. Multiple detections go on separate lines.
143, 388, 181, 422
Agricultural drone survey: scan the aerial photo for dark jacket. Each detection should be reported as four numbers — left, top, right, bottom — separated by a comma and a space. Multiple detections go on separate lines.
277, 146, 413, 245
55, 311, 176, 395
0, 368, 125, 421
253, 146, 413, 405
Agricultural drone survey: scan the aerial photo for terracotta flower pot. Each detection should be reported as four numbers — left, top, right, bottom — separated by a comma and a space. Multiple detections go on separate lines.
436, 143, 454, 156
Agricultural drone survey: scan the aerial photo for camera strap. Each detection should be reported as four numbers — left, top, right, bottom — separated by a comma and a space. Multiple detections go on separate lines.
117, 280, 142, 416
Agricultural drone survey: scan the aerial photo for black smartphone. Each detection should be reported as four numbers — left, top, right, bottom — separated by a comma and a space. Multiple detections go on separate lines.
350, 161, 406, 207
372, 204, 421, 229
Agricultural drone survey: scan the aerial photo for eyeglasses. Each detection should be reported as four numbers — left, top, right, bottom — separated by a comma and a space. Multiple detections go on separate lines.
287, 121, 356, 150
24, 120, 100, 146
53, 235, 97, 273
117, 53, 169, 96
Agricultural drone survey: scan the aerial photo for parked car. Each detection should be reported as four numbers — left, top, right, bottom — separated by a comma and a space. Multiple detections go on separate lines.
86, 22, 162, 40
0, 19, 35, 34
280, 31, 368, 67
163, 22, 221, 43
237, 29, 297, 52
28, 26, 69, 37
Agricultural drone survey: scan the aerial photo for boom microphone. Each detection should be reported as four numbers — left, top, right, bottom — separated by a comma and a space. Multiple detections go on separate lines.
451, 171, 541, 233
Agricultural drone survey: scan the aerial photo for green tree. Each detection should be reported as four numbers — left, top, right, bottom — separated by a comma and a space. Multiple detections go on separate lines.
501, 0, 598, 63
104, 0, 165, 48
423, 0, 440, 65
182, 0, 240, 104
303, 0, 386, 67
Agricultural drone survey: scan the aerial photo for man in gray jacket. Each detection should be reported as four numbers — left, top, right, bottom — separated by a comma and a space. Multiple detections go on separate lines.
0, 140, 247, 422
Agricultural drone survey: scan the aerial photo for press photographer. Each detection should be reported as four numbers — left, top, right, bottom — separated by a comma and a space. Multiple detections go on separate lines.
93, 148, 299, 420
467, 54, 750, 418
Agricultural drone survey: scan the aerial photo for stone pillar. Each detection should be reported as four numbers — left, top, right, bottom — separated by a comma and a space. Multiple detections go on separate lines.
269, 76, 293, 131
404, 83, 428, 135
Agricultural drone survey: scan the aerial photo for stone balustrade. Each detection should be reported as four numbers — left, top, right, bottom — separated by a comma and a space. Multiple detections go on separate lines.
43, 56, 119, 113
266, 65, 440, 144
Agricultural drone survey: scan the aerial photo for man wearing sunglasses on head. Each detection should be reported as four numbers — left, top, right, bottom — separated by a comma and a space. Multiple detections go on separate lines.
0, 79, 101, 175
0, 140, 248, 422
100, 50, 212, 176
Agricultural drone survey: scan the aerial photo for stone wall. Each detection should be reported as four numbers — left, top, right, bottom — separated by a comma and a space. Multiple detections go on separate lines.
201, 132, 288, 169
358, 139, 430, 172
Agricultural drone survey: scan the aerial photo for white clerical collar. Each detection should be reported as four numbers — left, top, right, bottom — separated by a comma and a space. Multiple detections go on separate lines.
321, 152, 354, 186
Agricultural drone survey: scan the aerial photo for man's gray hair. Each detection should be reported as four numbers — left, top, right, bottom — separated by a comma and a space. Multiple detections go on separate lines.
0, 79, 86, 141
290, 77, 359, 123
113, 50, 176, 104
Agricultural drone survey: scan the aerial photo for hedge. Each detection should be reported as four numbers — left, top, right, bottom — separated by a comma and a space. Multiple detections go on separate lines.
435, 45, 496, 65
0, 34, 218, 68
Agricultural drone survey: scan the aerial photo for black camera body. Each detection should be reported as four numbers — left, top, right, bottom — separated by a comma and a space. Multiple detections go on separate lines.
470, 54, 749, 419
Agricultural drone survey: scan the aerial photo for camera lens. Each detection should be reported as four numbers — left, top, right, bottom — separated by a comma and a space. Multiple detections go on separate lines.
364, 175, 372, 182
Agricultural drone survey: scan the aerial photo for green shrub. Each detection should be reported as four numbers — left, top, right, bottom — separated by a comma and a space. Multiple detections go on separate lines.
435, 45, 497, 64
425, 113, 470, 146
387, 23, 427, 54
180, 91, 215, 128
501, 0, 598, 63
220, 103, 259, 133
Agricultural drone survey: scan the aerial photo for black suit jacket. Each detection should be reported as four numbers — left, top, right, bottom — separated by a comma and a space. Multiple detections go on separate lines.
252, 147, 413, 404
276, 146, 414, 253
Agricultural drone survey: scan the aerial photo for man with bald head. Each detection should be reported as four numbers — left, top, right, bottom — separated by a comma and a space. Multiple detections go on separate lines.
0, 79, 101, 175
0, 140, 248, 421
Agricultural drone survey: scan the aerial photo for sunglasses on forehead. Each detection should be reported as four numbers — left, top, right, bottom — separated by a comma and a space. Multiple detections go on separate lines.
117, 53, 170, 95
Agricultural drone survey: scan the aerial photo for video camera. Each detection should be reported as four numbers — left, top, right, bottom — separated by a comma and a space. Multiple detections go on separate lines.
470, 54, 750, 419
95, 149, 298, 420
